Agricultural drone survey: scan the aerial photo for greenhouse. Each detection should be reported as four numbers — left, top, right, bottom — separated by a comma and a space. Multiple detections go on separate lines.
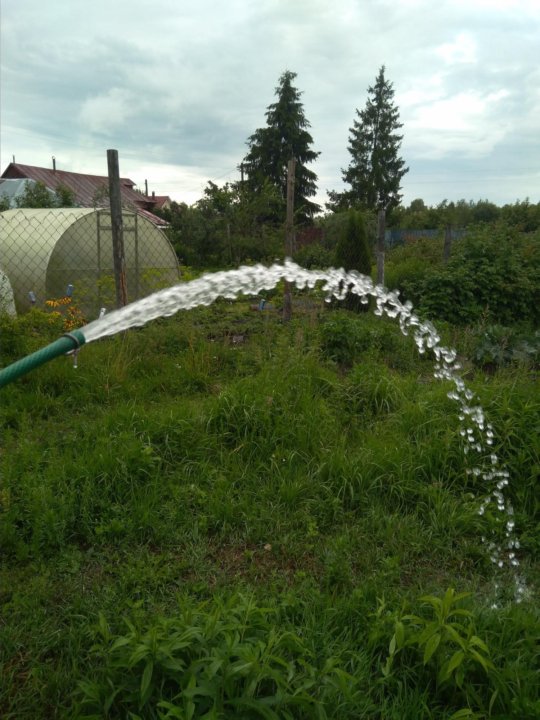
0, 265, 16, 315
0, 208, 180, 316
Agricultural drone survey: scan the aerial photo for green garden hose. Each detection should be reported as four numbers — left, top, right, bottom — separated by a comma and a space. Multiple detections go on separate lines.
0, 329, 86, 389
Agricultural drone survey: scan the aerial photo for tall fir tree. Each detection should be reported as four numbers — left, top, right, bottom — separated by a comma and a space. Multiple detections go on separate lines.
342, 66, 408, 213
244, 70, 320, 224
334, 210, 372, 311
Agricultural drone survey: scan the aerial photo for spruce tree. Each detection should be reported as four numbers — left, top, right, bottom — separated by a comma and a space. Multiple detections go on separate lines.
335, 210, 372, 276
334, 210, 372, 311
342, 66, 408, 213
244, 70, 320, 224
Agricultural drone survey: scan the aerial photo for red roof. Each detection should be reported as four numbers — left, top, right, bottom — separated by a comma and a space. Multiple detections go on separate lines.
1, 163, 168, 226
150, 195, 171, 210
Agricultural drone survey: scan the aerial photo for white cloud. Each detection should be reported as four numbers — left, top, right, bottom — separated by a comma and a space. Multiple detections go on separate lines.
79, 88, 139, 135
2, 0, 539, 206
406, 89, 512, 159
436, 33, 477, 64
412, 91, 486, 132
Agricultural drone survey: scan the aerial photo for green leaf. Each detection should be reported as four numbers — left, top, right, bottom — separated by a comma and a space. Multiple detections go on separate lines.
469, 648, 494, 674
448, 709, 476, 720
140, 659, 153, 705
382, 656, 392, 677
439, 650, 465, 683
157, 701, 185, 719
395, 621, 405, 649
468, 635, 490, 654
423, 632, 441, 665
110, 636, 132, 652
97, 612, 110, 641
445, 625, 467, 650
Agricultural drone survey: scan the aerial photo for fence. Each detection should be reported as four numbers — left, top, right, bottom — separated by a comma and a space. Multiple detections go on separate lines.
0, 207, 180, 320
384, 228, 466, 248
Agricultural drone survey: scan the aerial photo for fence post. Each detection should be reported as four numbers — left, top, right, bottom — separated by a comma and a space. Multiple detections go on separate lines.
377, 208, 386, 286
283, 157, 296, 323
107, 149, 128, 308
443, 223, 452, 264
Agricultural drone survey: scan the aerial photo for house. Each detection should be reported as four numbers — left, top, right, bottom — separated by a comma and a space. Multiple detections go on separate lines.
0, 162, 172, 226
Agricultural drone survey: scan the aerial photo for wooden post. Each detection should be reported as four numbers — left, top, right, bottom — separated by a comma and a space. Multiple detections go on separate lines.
283, 157, 296, 323
107, 149, 128, 308
376, 208, 386, 286
443, 223, 452, 263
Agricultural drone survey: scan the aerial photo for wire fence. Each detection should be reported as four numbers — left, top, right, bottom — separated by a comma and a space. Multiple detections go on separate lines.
0, 207, 180, 322
385, 227, 466, 248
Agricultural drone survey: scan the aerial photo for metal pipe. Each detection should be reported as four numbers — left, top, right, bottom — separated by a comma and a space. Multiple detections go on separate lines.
0, 329, 86, 389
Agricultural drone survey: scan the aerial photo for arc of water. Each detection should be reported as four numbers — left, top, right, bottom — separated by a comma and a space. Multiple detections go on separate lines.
80, 260, 525, 601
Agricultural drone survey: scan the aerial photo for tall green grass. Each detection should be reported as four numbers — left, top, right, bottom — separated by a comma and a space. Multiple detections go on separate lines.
0, 302, 538, 718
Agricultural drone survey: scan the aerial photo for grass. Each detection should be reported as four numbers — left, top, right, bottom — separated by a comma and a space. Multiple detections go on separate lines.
0, 298, 538, 719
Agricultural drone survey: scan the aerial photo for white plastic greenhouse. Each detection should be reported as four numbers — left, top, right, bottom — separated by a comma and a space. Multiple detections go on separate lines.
0, 208, 180, 315
0, 265, 16, 315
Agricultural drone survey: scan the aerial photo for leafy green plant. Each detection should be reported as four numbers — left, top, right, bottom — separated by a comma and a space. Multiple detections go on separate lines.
374, 589, 500, 717
471, 325, 539, 370
293, 243, 334, 270
75, 595, 360, 719
403, 225, 539, 326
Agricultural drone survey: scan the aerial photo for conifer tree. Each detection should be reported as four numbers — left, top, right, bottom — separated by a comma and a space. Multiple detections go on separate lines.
335, 210, 371, 275
335, 210, 372, 311
342, 66, 408, 213
244, 70, 320, 224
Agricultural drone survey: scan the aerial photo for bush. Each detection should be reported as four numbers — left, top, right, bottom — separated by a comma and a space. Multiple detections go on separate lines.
319, 312, 421, 372
294, 242, 334, 269
404, 225, 539, 325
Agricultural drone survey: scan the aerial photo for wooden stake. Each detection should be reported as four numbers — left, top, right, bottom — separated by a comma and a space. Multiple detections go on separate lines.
443, 223, 452, 263
107, 149, 128, 308
283, 158, 296, 323
377, 208, 386, 286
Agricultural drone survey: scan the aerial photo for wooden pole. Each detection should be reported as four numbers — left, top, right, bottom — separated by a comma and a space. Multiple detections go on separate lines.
376, 208, 386, 286
443, 223, 452, 263
283, 157, 296, 323
107, 149, 128, 308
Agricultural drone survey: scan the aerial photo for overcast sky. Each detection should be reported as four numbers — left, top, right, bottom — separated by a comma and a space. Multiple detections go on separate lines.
1, 0, 539, 210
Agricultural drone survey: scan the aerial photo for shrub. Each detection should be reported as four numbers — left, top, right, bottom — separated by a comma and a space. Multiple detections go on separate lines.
294, 242, 334, 269
404, 225, 539, 326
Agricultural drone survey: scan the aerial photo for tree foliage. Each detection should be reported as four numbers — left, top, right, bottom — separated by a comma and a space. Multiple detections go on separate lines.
335, 210, 372, 276
334, 210, 372, 311
390, 197, 540, 232
399, 224, 539, 325
159, 181, 283, 267
14, 180, 76, 209
341, 66, 408, 213
244, 70, 320, 224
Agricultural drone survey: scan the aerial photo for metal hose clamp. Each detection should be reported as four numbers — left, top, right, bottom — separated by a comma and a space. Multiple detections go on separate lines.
62, 332, 83, 350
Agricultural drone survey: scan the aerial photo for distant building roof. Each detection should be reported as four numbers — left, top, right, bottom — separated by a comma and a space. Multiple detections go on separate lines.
150, 195, 171, 210
1, 163, 169, 226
